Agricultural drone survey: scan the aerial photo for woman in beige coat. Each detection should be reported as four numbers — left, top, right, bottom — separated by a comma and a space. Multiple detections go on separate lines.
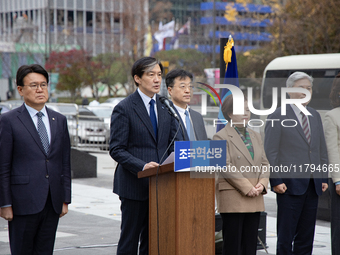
213, 95, 269, 255
323, 73, 340, 254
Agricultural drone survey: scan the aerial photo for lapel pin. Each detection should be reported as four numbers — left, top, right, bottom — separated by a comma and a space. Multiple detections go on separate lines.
52, 118, 55, 121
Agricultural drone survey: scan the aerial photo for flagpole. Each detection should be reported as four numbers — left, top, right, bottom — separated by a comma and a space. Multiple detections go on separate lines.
188, 17, 191, 48
212, 0, 216, 68
219, 37, 228, 81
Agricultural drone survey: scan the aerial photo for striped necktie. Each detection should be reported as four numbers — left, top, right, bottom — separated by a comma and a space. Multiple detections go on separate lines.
301, 112, 311, 144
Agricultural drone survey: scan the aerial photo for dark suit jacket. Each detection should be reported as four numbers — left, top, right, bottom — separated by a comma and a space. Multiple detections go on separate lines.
264, 104, 328, 196
172, 105, 208, 141
109, 91, 179, 201
0, 104, 71, 215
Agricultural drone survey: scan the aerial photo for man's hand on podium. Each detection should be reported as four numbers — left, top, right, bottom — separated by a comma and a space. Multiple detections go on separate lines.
143, 161, 159, 171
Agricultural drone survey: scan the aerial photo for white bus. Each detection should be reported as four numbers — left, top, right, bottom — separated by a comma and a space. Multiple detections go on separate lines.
261, 53, 340, 117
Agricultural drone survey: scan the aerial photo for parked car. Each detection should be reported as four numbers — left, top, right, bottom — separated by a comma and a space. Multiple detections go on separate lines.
0, 100, 24, 111
100, 97, 125, 108
46, 103, 109, 148
85, 105, 114, 130
0, 104, 11, 115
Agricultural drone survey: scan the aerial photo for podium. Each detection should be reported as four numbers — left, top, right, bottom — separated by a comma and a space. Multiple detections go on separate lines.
138, 163, 215, 255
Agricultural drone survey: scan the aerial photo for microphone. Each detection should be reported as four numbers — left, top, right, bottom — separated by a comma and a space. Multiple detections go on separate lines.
159, 96, 179, 121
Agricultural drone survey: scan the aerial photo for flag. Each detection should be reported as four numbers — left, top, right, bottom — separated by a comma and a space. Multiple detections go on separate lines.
216, 36, 239, 132
171, 19, 191, 49
154, 20, 175, 51
144, 25, 153, 56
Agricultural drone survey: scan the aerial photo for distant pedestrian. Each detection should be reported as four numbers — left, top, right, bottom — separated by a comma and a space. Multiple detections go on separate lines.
6, 91, 11, 100
82, 95, 89, 105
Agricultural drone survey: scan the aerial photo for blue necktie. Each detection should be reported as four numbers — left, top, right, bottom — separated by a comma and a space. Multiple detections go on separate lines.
185, 110, 195, 141
149, 99, 157, 139
37, 112, 50, 154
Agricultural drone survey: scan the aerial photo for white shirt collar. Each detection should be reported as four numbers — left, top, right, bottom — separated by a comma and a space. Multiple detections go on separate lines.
173, 104, 189, 115
24, 103, 48, 118
137, 88, 157, 107
290, 104, 312, 116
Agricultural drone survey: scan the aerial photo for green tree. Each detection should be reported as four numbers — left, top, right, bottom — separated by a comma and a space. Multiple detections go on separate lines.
93, 53, 133, 96
154, 48, 211, 75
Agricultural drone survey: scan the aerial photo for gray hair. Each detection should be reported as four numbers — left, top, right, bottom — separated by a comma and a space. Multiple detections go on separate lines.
286, 72, 313, 88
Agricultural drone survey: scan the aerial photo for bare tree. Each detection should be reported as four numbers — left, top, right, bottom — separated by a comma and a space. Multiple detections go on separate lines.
268, 0, 340, 55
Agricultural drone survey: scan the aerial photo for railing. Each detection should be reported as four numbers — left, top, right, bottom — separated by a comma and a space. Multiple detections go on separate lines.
66, 113, 109, 152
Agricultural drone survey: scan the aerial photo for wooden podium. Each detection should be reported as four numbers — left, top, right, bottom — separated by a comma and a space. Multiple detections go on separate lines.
138, 163, 215, 255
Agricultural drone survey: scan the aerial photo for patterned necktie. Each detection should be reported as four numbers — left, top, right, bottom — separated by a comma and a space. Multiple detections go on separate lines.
234, 126, 254, 159
185, 110, 195, 141
301, 112, 311, 144
149, 99, 157, 139
37, 112, 50, 154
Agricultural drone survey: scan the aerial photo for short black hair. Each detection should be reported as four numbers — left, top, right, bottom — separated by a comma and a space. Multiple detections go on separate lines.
221, 94, 248, 122
165, 69, 193, 88
131, 57, 163, 86
16, 64, 49, 87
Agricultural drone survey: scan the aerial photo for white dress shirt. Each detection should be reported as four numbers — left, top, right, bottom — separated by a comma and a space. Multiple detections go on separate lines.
25, 103, 51, 144
137, 88, 158, 122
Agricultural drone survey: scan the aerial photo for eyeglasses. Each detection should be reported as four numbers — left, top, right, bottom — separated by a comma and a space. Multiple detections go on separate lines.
23, 82, 48, 90
175, 85, 194, 90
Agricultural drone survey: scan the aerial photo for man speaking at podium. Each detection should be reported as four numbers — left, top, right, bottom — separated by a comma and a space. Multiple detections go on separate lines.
109, 57, 179, 255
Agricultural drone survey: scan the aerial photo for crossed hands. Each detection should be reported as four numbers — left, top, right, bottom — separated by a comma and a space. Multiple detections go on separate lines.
246, 183, 264, 197
336, 184, 340, 196
273, 182, 328, 194
1, 204, 69, 221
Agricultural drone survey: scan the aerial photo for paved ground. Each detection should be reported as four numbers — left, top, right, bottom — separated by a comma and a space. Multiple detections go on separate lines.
0, 152, 332, 254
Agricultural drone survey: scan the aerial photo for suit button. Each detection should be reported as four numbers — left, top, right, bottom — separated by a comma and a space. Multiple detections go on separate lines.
46, 159, 49, 162
46, 175, 49, 179
237, 156, 241, 159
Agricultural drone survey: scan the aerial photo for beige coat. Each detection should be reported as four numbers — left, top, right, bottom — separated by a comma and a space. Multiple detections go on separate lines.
324, 107, 340, 183
213, 124, 270, 213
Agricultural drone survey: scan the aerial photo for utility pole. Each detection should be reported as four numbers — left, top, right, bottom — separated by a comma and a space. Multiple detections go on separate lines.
45, 0, 51, 63
212, 0, 216, 68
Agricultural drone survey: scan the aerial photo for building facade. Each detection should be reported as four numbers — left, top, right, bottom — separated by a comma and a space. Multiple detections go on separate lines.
159, 0, 274, 54
0, 0, 148, 79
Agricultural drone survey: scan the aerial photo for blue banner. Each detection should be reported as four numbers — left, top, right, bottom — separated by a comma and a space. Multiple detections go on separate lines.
174, 140, 226, 172
216, 38, 239, 132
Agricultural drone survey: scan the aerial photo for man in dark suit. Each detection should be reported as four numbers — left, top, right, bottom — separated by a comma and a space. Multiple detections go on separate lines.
264, 72, 328, 254
0, 64, 71, 254
166, 69, 208, 141
109, 57, 179, 255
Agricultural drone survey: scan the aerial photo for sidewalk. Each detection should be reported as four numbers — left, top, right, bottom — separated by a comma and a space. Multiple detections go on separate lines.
258, 190, 331, 255
0, 152, 332, 254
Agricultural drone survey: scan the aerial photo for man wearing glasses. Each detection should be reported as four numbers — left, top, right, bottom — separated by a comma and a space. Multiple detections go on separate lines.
166, 69, 208, 141
0, 64, 71, 254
